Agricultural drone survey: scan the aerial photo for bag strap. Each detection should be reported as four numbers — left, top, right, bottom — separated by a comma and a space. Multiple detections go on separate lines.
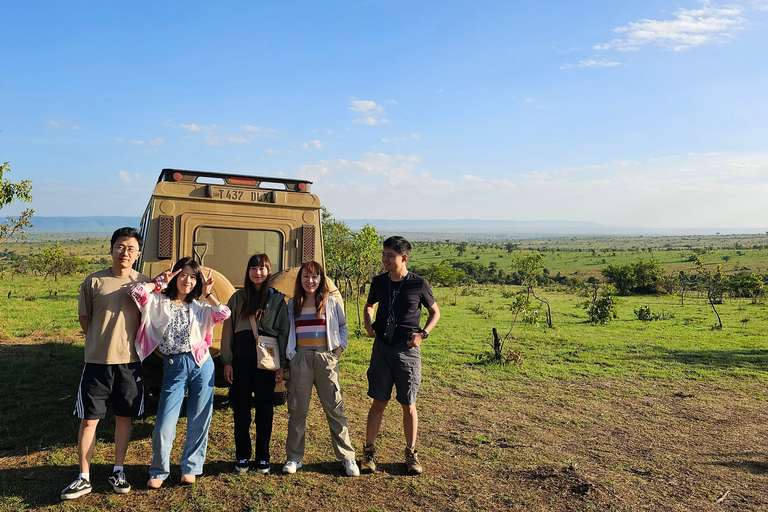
248, 315, 260, 344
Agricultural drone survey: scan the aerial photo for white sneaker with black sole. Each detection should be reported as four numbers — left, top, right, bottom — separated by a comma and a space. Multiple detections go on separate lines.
108, 470, 131, 494
61, 477, 92, 500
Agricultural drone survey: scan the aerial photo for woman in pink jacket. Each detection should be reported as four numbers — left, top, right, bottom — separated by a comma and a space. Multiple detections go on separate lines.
129, 257, 230, 488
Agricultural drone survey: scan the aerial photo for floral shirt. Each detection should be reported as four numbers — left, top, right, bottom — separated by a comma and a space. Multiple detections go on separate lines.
159, 303, 192, 355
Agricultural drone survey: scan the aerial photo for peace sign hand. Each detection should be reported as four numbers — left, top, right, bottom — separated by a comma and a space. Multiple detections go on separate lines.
202, 269, 215, 297
154, 263, 181, 291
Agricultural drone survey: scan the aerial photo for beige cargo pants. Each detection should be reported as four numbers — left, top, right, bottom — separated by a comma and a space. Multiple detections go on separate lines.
285, 347, 356, 462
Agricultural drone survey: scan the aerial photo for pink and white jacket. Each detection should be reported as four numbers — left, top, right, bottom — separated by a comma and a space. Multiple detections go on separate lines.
129, 283, 231, 367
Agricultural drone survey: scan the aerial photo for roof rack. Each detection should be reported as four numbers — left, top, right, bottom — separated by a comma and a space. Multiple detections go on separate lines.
158, 168, 312, 192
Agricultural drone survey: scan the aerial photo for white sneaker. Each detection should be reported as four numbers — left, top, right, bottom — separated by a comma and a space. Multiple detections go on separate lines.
282, 461, 302, 474
343, 459, 360, 477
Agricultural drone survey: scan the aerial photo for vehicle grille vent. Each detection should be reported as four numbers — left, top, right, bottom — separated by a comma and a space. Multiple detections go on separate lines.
302, 225, 315, 263
158, 215, 174, 259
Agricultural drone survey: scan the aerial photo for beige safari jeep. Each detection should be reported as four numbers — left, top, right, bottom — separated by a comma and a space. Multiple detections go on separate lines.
137, 168, 337, 388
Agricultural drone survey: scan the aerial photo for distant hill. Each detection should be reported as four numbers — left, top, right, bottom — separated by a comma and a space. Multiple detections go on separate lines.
24, 216, 767, 241
28, 217, 142, 233
343, 219, 768, 240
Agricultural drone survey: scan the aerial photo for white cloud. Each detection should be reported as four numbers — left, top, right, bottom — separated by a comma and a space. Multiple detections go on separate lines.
349, 100, 389, 125
71, 125, 82, 130
300, 150, 768, 229
117, 170, 141, 184
149, 138, 165, 146
129, 139, 145, 145
385, 99, 398, 105
349, 100, 384, 114
227, 135, 250, 144
381, 134, 422, 143
266, 148, 283, 155
594, 7, 745, 52
355, 117, 382, 125
243, 125, 277, 133
578, 59, 621, 67
205, 134, 223, 147
49, 120, 60, 128
311, 140, 323, 148
177, 123, 219, 132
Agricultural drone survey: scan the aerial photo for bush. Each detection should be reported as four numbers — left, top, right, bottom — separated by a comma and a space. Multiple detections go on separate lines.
586, 296, 616, 325
635, 305, 653, 321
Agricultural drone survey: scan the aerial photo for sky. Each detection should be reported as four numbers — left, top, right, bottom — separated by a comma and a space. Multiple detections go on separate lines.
2, 0, 768, 229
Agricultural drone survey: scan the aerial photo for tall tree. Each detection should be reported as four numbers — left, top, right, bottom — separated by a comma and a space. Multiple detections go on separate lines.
693, 255, 725, 330
512, 252, 553, 328
0, 162, 34, 251
350, 224, 380, 331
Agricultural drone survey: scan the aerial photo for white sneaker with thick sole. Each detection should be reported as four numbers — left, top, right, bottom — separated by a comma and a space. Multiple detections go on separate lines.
343, 459, 360, 477
282, 461, 302, 474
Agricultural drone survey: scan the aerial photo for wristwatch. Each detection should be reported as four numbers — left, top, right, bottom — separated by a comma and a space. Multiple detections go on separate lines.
417, 329, 429, 339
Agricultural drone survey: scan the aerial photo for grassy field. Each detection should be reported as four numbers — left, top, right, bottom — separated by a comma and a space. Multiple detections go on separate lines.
2, 236, 768, 511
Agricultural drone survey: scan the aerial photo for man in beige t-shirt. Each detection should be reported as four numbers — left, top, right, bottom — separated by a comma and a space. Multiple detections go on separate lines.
61, 227, 150, 500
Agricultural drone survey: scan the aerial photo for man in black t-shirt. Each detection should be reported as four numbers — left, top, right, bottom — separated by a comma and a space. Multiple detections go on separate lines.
362, 236, 440, 475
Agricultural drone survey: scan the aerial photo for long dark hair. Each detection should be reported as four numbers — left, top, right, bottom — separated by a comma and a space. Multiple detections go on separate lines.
292, 260, 329, 319
243, 253, 271, 321
163, 257, 204, 303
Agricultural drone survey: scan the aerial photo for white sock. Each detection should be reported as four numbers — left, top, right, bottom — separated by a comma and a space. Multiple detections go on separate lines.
79, 472, 90, 481
113, 465, 123, 473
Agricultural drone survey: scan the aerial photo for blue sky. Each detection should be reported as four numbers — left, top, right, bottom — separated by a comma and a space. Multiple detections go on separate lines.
2, 0, 767, 229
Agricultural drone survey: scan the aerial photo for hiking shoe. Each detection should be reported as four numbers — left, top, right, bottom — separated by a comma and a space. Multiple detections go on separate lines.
405, 447, 423, 475
61, 477, 92, 500
343, 459, 360, 477
108, 470, 131, 493
282, 461, 302, 474
361, 444, 376, 474
235, 459, 250, 473
255, 461, 270, 474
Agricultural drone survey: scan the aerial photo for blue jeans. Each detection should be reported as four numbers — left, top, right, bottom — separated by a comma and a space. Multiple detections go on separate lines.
149, 353, 215, 480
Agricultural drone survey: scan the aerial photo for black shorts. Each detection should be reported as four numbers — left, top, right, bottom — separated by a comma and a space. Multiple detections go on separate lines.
367, 340, 421, 405
73, 362, 144, 420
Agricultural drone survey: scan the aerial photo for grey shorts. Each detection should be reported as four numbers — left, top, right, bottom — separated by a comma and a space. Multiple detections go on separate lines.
367, 339, 421, 405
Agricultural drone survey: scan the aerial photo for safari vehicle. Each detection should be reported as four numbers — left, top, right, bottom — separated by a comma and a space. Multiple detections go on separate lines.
136, 168, 334, 388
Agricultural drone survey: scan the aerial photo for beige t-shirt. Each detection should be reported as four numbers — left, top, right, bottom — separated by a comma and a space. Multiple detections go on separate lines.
78, 268, 150, 364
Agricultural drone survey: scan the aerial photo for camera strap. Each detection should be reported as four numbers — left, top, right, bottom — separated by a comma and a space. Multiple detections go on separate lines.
387, 275, 406, 324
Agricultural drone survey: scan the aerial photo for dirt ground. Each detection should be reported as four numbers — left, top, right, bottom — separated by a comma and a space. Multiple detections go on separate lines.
3, 370, 768, 511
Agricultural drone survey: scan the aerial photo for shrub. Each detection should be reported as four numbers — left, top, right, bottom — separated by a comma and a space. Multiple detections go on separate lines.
586, 296, 616, 325
635, 305, 653, 321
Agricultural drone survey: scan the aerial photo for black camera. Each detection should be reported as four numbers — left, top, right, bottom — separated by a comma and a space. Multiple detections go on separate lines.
383, 322, 397, 344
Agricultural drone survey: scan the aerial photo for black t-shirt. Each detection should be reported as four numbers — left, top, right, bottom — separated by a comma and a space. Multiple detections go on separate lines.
366, 271, 435, 345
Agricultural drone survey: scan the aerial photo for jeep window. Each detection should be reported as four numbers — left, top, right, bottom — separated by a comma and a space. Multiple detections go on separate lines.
194, 227, 282, 287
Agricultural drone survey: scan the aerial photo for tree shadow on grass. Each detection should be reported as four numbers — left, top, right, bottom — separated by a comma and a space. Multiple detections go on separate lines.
623, 346, 768, 371
701, 455, 768, 475
0, 341, 85, 454
0, 462, 149, 509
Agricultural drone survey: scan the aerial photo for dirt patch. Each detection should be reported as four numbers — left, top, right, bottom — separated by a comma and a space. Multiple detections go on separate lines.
3, 354, 768, 510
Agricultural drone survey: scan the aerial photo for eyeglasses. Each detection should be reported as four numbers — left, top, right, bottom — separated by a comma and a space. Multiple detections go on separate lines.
115, 245, 139, 255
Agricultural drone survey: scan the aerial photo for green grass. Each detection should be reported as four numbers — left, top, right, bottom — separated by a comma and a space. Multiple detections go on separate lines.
409, 236, 768, 281
4, 235, 768, 510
